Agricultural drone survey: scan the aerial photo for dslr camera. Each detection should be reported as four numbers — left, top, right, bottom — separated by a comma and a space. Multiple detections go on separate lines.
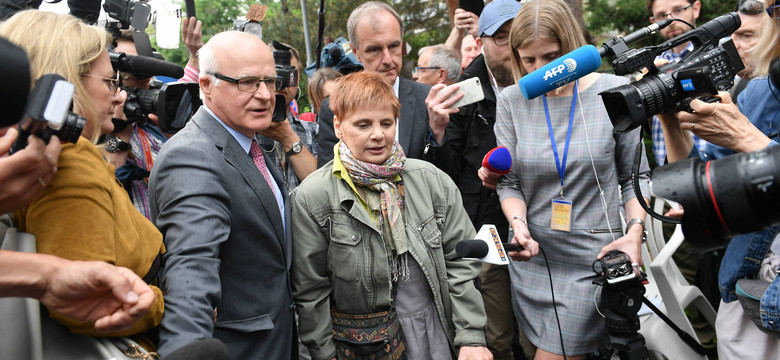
600, 12, 745, 133
271, 40, 299, 122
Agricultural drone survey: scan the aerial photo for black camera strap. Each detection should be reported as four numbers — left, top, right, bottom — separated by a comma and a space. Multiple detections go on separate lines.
631, 138, 682, 224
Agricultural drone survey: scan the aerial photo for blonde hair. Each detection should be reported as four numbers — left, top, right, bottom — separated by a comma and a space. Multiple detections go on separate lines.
508, 0, 587, 80
0, 10, 112, 141
752, 0, 780, 76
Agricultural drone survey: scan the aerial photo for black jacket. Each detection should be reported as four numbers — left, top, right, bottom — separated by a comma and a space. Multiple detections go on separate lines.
434, 55, 509, 241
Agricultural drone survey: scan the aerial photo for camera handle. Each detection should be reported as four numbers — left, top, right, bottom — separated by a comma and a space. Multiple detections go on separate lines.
631, 139, 682, 224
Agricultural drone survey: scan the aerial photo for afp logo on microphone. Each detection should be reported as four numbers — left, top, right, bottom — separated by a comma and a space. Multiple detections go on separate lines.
543, 58, 577, 81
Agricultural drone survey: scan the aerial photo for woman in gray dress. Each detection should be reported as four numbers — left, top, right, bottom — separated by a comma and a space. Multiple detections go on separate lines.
488, 0, 651, 359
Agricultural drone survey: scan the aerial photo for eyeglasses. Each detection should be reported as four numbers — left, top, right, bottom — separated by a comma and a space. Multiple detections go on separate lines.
767, 2, 780, 19
85, 72, 119, 92
210, 72, 281, 92
735, 0, 764, 15
485, 32, 510, 47
412, 66, 441, 76
651, 3, 693, 22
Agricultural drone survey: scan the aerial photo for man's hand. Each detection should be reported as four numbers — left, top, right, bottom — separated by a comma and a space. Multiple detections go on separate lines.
182, 17, 204, 69
426, 83, 464, 144
41, 259, 155, 334
453, 8, 479, 36
258, 119, 299, 151
477, 166, 500, 190
0, 127, 60, 213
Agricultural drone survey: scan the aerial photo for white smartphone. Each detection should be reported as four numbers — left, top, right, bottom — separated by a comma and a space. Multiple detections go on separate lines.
446, 76, 485, 108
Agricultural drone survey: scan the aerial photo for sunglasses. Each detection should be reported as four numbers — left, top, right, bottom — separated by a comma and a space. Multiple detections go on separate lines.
735, 0, 764, 15
768, 1, 780, 18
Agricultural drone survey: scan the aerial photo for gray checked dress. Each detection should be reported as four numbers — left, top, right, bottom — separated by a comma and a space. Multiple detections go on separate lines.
495, 74, 650, 355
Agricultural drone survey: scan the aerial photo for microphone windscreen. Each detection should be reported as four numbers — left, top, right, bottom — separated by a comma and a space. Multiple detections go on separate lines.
1, 37, 31, 127
124, 53, 185, 79
517, 45, 601, 100
482, 146, 512, 175
456, 240, 490, 258
165, 338, 232, 360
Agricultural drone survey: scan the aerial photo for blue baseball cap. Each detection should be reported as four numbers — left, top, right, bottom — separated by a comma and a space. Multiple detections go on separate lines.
478, 0, 522, 37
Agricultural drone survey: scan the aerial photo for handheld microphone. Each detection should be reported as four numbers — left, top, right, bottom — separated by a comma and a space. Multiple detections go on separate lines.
165, 338, 232, 360
517, 45, 602, 100
455, 225, 516, 265
482, 146, 512, 175
109, 52, 185, 79
456, 240, 523, 258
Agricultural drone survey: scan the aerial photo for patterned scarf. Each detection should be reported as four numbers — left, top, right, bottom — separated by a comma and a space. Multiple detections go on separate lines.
339, 140, 407, 252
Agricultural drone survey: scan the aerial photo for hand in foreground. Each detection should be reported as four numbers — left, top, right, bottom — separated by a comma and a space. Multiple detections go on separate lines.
677, 91, 770, 153
453, 8, 479, 35
426, 83, 464, 144
458, 345, 493, 360
508, 220, 539, 261
41, 260, 155, 333
477, 166, 500, 190
597, 230, 643, 268
0, 127, 60, 213
182, 16, 204, 59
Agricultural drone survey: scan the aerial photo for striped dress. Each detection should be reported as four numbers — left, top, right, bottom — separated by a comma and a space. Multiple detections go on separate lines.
495, 74, 651, 355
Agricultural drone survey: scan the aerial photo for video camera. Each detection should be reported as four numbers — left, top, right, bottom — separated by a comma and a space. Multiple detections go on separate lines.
103, 0, 155, 57
600, 12, 745, 133
107, 52, 199, 133
1, 37, 84, 153
121, 80, 201, 133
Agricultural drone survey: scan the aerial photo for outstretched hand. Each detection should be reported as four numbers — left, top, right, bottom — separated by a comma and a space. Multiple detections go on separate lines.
41, 260, 155, 333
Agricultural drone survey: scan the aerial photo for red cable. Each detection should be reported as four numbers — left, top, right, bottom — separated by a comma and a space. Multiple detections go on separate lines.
705, 161, 731, 234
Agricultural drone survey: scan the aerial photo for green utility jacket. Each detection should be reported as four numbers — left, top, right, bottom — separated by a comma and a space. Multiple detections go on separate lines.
291, 157, 487, 360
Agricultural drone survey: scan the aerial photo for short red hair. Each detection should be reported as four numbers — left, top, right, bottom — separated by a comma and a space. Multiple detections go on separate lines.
330, 71, 401, 122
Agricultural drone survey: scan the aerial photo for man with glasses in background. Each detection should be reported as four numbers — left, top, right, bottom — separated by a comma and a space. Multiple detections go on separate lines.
413, 44, 461, 86
729, 0, 767, 99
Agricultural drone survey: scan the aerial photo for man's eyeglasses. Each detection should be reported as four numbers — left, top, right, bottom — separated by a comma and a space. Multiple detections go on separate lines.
85, 72, 119, 92
735, 0, 764, 15
412, 66, 441, 76
767, 1, 780, 19
651, 3, 693, 22
210, 72, 282, 92
484, 32, 510, 47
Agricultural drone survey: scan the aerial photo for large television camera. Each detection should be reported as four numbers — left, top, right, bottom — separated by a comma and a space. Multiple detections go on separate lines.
122, 80, 201, 133
1, 37, 84, 153
600, 12, 745, 133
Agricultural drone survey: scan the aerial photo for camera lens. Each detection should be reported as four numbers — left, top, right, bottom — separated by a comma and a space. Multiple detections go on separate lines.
54, 112, 86, 143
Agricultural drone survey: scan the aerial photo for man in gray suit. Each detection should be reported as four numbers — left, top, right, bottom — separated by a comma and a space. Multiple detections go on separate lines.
149, 31, 294, 359
316, 1, 463, 166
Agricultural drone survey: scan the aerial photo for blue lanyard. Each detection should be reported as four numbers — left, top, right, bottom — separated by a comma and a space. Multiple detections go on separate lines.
542, 81, 578, 198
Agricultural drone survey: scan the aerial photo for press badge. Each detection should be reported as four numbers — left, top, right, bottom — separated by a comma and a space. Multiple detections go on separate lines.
551, 199, 572, 232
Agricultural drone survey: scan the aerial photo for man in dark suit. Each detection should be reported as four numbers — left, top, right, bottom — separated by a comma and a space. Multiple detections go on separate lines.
149, 31, 294, 359
316, 1, 462, 166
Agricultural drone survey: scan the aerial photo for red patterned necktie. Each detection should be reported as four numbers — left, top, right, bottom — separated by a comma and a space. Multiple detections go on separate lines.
249, 139, 280, 206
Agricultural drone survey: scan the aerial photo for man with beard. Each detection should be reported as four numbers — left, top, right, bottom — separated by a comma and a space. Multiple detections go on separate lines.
432, 1, 528, 359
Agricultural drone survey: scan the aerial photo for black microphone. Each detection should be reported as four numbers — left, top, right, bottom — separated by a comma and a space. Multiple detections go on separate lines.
109, 52, 185, 79
165, 338, 232, 360
598, 19, 673, 58
456, 240, 523, 258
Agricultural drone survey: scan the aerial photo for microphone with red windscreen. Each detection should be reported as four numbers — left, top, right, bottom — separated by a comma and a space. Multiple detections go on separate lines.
482, 146, 512, 175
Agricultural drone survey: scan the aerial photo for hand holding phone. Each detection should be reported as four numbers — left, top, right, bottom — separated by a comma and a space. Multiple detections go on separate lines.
445, 77, 485, 109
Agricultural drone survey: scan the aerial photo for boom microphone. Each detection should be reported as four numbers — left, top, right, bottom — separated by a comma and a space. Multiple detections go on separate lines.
109, 52, 185, 79
517, 45, 602, 100
165, 338, 232, 360
482, 146, 512, 175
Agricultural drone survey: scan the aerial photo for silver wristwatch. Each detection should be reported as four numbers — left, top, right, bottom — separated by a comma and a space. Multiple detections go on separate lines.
286, 141, 303, 157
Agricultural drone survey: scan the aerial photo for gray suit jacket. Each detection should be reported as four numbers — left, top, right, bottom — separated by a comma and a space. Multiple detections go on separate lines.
149, 108, 294, 359
316, 77, 432, 166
